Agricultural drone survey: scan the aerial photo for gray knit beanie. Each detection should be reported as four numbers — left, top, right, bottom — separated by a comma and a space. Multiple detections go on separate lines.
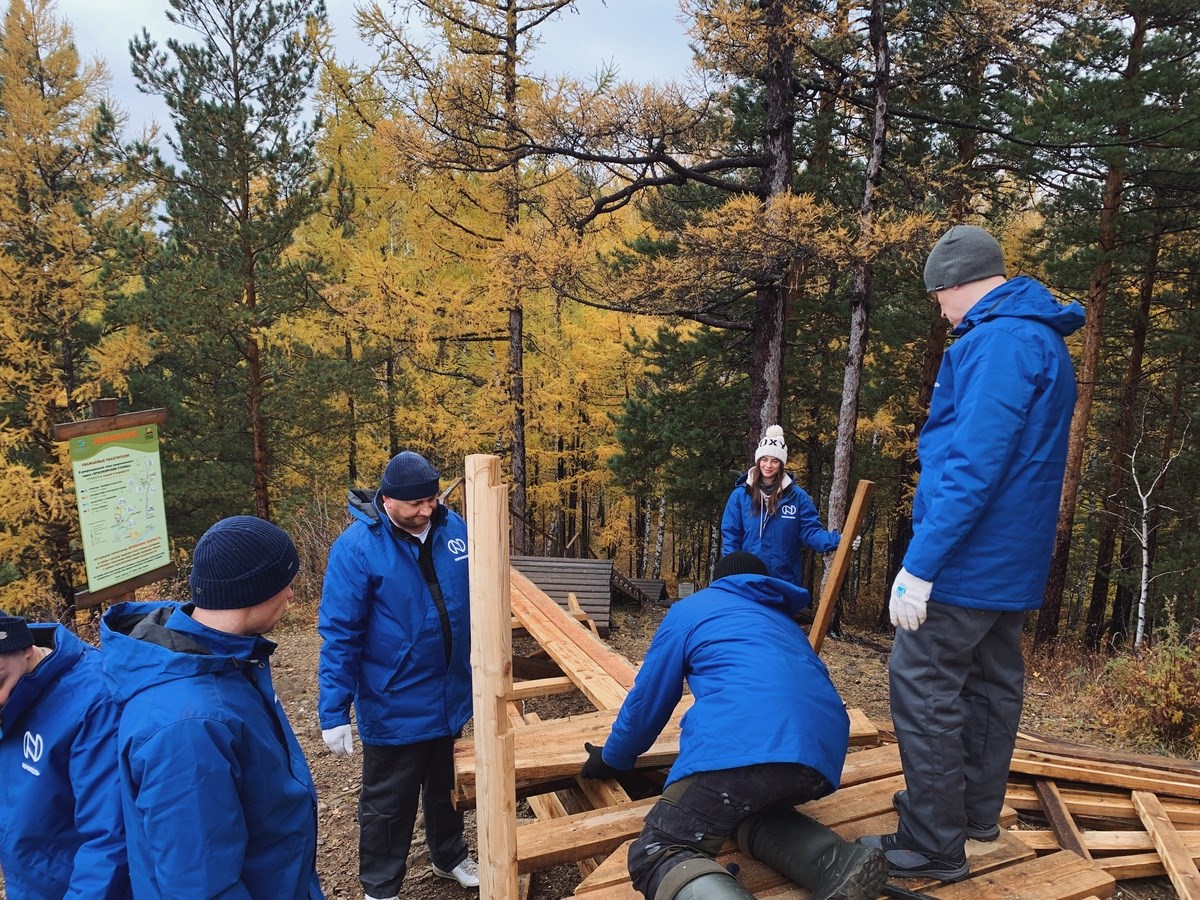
713, 551, 769, 581
0, 611, 33, 654
189, 516, 299, 610
379, 451, 440, 501
924, 225, 1007, 293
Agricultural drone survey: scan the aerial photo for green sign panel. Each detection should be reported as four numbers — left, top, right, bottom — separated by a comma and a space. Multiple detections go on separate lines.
68, 424, 171, 593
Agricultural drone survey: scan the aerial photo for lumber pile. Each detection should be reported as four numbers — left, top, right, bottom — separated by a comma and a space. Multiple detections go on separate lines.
462, 458, 1197, 899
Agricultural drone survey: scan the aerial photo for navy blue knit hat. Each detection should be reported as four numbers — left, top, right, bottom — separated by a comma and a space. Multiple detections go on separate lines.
0, 611, 33, 654
379, 451, 440, 501
189, 516, 300, 610
713, 551, 768, 581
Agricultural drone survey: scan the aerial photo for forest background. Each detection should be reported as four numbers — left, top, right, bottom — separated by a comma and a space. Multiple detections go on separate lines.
1, 0, 1198, 665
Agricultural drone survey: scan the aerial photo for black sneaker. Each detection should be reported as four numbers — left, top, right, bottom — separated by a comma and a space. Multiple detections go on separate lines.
891, 790, 1000, 842
857, 833, 969, 883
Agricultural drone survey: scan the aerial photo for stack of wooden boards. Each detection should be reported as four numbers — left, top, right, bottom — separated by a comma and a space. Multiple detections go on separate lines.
455, 563, 1200, 899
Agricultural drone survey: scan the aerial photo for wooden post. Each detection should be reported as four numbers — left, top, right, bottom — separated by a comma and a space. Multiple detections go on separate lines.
466, 455, 517, 900
809, 479, 875, 655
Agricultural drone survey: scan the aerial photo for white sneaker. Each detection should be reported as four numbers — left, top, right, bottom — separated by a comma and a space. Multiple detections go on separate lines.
364, 894, 398, 900
431, 856, 480, 889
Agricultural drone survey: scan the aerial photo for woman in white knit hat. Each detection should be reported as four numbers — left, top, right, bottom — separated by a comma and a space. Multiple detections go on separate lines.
720, 425, 842, 588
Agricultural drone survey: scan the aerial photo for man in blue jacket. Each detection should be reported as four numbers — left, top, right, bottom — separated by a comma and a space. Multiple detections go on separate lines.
860, 225, 1085, 882
0, 611, 130, 899
101, 516, 324, 899
318, 451, 476, 900
581, 552, 886, 900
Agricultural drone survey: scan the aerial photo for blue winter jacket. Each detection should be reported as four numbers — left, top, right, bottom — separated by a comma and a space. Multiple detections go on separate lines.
602, 573, 849, 790
0, 625, 130, 899
721, 472, 840, 587
318, 490, 472, 745
904, 276, 1084, 610
101, 602, 324, 900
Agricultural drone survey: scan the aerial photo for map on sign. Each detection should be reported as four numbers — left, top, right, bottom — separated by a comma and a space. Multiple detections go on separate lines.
69, 424, 171, 593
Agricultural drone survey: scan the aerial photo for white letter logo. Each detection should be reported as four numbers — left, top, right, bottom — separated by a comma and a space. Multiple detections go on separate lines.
23, 732, 43, 763
781, 504, 797, 518
447, 538, 467, 555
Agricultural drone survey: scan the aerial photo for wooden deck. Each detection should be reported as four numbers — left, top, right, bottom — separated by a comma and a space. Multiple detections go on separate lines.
462, 458, 1199, 899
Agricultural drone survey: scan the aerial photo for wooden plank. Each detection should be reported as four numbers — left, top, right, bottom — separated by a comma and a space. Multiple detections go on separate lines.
1011, 748, 1200, 799
1133, 789, 1200, 899
465, 454, 518, 900
927, 849, 1115, 899
510, 568, 633, 709
1011, 828, 1200, 855
1019, 731, 1200, 779
509, 676, 577, 701
574, 841, 634, 895
1006, 782, 1200, 827
1036, 779, 1091, 859
808, 479, 874, 654
517, 797, 657, 872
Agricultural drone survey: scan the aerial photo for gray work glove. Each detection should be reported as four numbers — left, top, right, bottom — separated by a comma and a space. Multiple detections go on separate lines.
889, 567, 932, 632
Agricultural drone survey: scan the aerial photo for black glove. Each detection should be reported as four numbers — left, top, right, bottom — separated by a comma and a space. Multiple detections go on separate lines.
581, 741, 621, 780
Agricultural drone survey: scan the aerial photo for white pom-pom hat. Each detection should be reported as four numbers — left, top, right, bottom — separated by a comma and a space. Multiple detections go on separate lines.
754, 425, 788, 465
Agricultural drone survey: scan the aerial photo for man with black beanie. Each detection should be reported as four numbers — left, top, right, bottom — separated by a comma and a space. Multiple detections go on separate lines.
580, 552, 886, 900
101, 516, 324, 899
318, 451, 477, 899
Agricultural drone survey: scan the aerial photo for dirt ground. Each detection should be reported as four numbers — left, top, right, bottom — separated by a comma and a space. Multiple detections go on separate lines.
271, 596, 1180, 900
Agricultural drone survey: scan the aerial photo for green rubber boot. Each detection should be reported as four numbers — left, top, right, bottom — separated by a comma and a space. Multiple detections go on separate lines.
737, 808, 888, 900
654, 857, 756, 900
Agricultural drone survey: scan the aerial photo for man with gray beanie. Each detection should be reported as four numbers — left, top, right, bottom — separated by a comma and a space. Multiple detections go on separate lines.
859, 225, 1084, 882
318, 451, 477, 899
101, 516, 324, 899
1, 611, 130, 898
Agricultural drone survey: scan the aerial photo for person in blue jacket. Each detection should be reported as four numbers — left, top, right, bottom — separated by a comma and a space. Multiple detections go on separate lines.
318, 451, 476, 900
581, 552, 886, 900
101, 516, 324, 900
860, 225, 1085, 883
721, 425, 842, 588
0, 612, 130, 899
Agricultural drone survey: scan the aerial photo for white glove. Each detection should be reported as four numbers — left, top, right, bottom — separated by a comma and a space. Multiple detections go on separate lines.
322, 724, 355, 756
851, 534, 862, 551
889, 567, 933, 632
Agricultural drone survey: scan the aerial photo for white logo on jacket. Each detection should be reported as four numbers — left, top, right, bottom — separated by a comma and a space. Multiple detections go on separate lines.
22, 731, 43, 776
781, 504, 797, 519
447, 538, 468, 561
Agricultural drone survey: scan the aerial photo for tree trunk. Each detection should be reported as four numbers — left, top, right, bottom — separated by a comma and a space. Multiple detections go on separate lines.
746, 0, 797, 451
827, 0, 889, 531
1083, 226, 1158, 650
1037, 12, 1146, 648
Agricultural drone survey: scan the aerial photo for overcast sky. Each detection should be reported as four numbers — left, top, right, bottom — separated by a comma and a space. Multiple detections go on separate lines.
54, 0, 695, 133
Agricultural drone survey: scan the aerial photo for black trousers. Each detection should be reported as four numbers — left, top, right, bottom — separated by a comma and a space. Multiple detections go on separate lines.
359, 736, 467, 896
627, 763, 831, 899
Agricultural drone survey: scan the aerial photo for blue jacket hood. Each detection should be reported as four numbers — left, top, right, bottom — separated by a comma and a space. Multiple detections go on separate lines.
101, 601, 273, 705
958, 276, 1085, 338
708, 572, 811, 616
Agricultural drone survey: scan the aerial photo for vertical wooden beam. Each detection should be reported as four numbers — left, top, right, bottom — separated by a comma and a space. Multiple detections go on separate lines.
467, 454, 517, 900
809, 479, 875, 655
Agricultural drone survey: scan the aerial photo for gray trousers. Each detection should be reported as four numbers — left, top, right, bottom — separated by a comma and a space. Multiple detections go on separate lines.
889, 602, 1025, 861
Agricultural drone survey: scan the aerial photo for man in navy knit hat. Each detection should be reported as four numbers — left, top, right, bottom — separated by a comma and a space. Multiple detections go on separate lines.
318, 451, 477, 900
101, 516, 324, 899
1, 611, 130, 898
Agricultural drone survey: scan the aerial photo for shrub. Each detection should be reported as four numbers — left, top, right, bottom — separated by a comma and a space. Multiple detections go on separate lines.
1095, 620, 1200, 758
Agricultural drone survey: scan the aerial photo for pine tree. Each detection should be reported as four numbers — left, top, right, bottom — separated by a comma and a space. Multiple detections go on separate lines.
115, 0, 329, 529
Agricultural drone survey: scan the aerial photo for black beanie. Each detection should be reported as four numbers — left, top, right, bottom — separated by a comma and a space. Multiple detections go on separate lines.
379, 451, 440, 501
713, 551, 768, 581
923, 224, 1006, 293
0, 612, 34, 654
189, 516, 300, 610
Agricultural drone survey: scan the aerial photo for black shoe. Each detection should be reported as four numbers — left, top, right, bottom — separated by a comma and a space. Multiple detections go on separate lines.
857, 833, 969, 883
891, 790, 1000, 842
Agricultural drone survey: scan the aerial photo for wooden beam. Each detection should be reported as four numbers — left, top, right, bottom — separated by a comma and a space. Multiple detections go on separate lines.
809, 480, 874, 655
508, 676, 577, 701
1036, 779, 1091, 859
465, 454, 517, 900
1133, 789, 1200, 899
